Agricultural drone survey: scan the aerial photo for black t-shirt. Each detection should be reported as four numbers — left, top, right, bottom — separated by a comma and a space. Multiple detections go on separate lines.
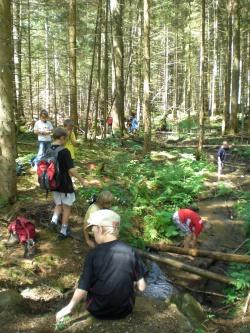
51, 145, 74, 193
78, 240, 147, 319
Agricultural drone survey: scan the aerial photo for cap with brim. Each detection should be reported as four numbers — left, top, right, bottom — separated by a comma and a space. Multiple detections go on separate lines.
86, 209, 121, 229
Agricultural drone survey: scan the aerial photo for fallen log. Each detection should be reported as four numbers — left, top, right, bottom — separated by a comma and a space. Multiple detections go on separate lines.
147, 245, 250, 264
137, 249, 234, 285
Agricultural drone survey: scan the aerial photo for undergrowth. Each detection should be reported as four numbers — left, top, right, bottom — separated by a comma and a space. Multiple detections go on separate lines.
78, 143, 211, 247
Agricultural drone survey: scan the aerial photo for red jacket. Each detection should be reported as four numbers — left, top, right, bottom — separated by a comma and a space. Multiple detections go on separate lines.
178, 209, 203, 237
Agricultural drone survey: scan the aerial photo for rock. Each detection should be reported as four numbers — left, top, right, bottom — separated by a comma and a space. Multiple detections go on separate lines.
239, 324, 250, 333
171, 293, 206, 329
167, 304, 193, 333
0, 289, 28, 314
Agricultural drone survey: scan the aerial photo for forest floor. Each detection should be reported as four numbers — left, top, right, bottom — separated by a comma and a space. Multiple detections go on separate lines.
0, 134, 250, 333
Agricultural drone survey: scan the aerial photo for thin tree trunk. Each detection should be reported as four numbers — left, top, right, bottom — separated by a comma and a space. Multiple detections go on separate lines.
45, 13, 50, 112
94, 0, 103, 140
111, 0, 125, 134
148, 245, 250, 264
13, 0, 24, 119
100, 0, 109, 138
0, 0, 17, 203
222, 0, 232, 135
136, 3, 143, 122
164, 26, 169, 113
84, 7, 99, 141
27, 0, 33, 119
198, 0, 206, 153
69, 0, 78, 128
53, 44, 58, 127
143, 0, 151, 153
247, 31, 250, 132
211, 0, 218, 117
230, 0, 240, 134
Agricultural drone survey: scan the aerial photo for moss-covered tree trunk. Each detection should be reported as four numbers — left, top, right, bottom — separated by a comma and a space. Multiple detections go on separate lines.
0, 0, 17, 203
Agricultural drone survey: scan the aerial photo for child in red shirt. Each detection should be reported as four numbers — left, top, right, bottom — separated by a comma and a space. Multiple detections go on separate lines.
173, 208, 208, 249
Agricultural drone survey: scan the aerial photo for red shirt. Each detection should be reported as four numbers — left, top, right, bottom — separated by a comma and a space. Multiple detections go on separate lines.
178, 209, 203, 237
107, 117, 113, 125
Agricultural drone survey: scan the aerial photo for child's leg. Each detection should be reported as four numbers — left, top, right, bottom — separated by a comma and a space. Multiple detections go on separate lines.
51, 205, 62, 224
183, 234, 193, 249
59, 193, 76, 236
61, 205, 71, 226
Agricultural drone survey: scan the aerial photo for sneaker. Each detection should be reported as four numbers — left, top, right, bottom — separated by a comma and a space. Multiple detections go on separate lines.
5, 233, 19, 247
58, 227, 71, 239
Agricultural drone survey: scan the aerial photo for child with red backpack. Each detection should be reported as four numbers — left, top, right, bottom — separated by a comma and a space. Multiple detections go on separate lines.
38, 127, 87, 238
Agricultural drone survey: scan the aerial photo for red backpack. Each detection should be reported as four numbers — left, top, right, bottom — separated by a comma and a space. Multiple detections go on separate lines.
8, 217, 36, 243
37, 146, 65, 191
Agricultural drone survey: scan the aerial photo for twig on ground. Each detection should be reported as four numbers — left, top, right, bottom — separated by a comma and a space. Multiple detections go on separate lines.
173, 280, 227, 298
233, 239, 250, 254
242, 292, 250, 319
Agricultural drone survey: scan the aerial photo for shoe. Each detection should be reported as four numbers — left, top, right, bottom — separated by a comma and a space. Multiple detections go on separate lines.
5, 233, 19, 247
58, 227, 71, 239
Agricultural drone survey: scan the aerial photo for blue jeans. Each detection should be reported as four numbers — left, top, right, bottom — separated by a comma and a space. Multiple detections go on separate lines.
35, 141, 51, 165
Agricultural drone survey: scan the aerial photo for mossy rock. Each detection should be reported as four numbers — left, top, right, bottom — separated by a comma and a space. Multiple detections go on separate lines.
171, 293, 206, 329
239, 324, 250, 333
0, 290, 29, 314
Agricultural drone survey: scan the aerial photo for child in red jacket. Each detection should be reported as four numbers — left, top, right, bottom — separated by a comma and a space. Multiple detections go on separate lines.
173, 208, 209, 249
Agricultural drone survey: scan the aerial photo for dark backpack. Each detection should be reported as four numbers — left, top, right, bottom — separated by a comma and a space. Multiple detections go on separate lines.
37, 146, 65, 191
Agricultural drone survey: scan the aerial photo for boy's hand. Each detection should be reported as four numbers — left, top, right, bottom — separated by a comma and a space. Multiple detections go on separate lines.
56, 304, 72, 322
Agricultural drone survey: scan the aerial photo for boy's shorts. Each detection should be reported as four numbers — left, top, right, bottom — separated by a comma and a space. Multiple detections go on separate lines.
173, 212, 191, 234
53, 192, 76, 206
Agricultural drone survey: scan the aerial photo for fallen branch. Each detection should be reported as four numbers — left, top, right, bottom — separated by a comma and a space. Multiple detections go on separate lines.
148, 245, 250, 264
136, 249, 234, 285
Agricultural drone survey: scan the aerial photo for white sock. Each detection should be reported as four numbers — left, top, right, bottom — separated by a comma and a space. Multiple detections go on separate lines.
51, 213, 59, 224
60, 224, 68, 235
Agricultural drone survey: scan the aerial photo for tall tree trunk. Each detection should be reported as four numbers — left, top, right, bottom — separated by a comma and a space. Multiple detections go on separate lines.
27, 0, 33, 119
111, 0, 124, 134
53, 44, 58, 127
163, 26, 169, 113
0, 0, 17, 203
94, 0, 103, 140
84, 7, 99, 140
13, 0, 24, 119
222, 0, 232, 135
143, 0, 151, 153
210, 0, 218, 117
198, 0, 206, 153
247, 31, 250, 132
100, 0, 109, 138
45, 13, 50, 112
136, 3, 143, 122
69, 0, 78, 128
230, 0, 240, 134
